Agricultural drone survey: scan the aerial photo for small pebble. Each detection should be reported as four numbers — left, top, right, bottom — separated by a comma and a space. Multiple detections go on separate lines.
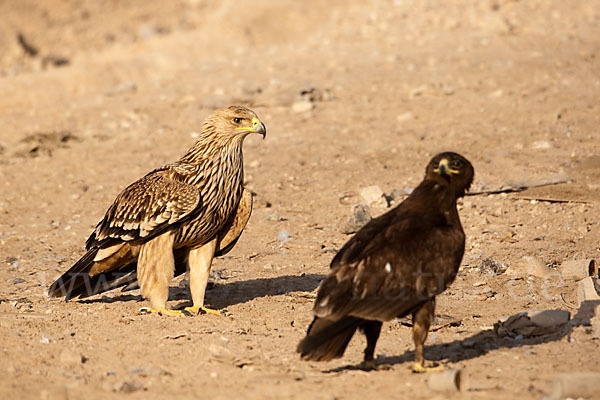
291, 100, 314, 113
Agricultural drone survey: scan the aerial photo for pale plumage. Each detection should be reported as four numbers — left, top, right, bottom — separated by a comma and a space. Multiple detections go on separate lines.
49, 106, 266, 316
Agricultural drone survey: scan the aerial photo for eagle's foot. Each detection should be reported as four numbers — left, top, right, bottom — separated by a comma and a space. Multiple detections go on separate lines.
139, 307, 184, 317
359, 360, 391, 371
412, 362, 443, 373
183, 305, 225, 316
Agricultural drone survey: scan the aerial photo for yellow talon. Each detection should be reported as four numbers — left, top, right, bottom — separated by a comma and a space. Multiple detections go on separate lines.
139, 307, 184, 316
183, 305, 225, 316
412, 362, 444, 373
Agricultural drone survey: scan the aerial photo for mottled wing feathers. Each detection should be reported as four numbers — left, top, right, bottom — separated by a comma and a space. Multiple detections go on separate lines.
86, 167, 201, 249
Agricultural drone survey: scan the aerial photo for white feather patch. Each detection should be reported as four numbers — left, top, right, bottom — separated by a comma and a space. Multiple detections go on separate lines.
385, 262, 392, 273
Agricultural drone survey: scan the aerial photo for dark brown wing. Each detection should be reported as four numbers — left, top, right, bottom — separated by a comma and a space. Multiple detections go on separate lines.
86, 164, 201, 249
315, 207, 464, 322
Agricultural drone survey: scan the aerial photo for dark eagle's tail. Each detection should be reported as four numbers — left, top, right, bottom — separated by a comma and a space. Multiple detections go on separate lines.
48, 247, 137, 300
297, 316, 363, 361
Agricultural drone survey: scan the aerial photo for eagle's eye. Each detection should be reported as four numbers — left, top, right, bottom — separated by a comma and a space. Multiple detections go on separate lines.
451, 159, 462, 169
232, 117, 242, 124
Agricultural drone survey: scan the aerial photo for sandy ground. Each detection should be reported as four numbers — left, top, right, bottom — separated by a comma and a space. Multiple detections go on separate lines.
1, 1, 600, 399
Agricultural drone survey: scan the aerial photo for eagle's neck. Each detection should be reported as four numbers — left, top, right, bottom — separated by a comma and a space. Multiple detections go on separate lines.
405, 179, 461, 226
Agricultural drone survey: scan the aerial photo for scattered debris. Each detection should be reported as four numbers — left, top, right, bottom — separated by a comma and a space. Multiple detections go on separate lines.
427, 369, 462, 392
520, 256, 553, 278
494, 309, 570, 338
559, 293, 578, 310
576, 277, 600, 306
359, 185, 388, 208
431, 320, 462, 332
129, 366, 171, 377
278, 231, 291, 249
561, 259, 598, 282
548, 372, 600, 400
466, 173, 571, 196
40, 335, 50, 344
15, 131, 79, 158
7, 257, 19, 270
478, 257, 508, 276
298, 85, 332, 102
291, 100, 314, 113
339, 203, 372, 234
163, 333, 187, 340
17, 33, 39, 57
290, 291, 317, 300
106, 82, 137, 96
113, 380, 143, 393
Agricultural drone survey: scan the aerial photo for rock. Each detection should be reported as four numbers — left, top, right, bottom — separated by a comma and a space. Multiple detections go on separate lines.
114, 380, 143, 393
396, 112, 414, 123
478, 258, 508, 276
208, 343, 236, 363
59, 349, 84, 366
531, 140, 552, 149
278, 231, 291, 248
359, 185, 388, 207
550, 373, 600, 400
427, 369, 462, 392
494, 309, 570, 338
40, 335, 50, 344
521, 256, 552, 278
561, 259, 598, 281
339, 203, 372, 234
291, 100, 314, 113
576, 277, 600, 306
10, 277, 25, 284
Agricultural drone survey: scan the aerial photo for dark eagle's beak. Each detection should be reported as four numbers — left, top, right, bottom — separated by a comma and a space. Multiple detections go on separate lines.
434, 159, 459, 176
237, 117, 266, 139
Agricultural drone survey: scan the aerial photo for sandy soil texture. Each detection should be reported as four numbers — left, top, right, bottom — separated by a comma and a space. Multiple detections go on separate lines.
1, 1, 600, 399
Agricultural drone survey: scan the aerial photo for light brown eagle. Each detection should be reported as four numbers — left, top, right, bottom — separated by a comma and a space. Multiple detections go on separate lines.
49, 106, 266, 316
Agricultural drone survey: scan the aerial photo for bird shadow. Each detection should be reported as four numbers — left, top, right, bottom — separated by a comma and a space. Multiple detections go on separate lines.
324, 301, 599, 373
76, 273, 324, 309
199, 273, 324, 309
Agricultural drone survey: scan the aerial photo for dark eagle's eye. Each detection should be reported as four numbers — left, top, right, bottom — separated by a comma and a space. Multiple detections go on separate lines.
233, 117, 242, 124
451, 159, 462, 169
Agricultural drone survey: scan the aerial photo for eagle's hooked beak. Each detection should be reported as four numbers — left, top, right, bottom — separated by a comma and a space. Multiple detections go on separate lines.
237, 117, 266, 139
434, 159, 460, 176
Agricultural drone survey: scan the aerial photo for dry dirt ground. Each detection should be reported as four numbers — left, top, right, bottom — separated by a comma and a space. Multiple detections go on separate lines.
1, 1, 600, 399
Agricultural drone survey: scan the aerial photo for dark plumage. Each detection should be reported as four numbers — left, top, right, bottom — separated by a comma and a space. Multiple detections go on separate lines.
49, 106, 265, 316
297, 152, 474, 371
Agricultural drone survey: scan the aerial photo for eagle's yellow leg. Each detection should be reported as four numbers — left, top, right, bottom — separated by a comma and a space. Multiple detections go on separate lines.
183, 305, 224, 316
411, 299, 440, 373
137, 232, 176, 313
412, 362, 444, 373
187, 239, 224, 316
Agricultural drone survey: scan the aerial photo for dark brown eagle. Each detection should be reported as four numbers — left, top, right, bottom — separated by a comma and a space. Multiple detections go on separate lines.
297, 152, 474, 371
48, 106, 266, 316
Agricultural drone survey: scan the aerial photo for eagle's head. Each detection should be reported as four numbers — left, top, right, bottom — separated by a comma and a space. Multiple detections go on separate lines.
426, 152, 474, 197
203, 105, 266, 141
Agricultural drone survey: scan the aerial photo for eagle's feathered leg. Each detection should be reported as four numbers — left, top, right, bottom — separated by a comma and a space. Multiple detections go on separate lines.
137, 231, 182, 316
411, 299, 441, 372
359, 320, 384, 370
183, 238, 223, 315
